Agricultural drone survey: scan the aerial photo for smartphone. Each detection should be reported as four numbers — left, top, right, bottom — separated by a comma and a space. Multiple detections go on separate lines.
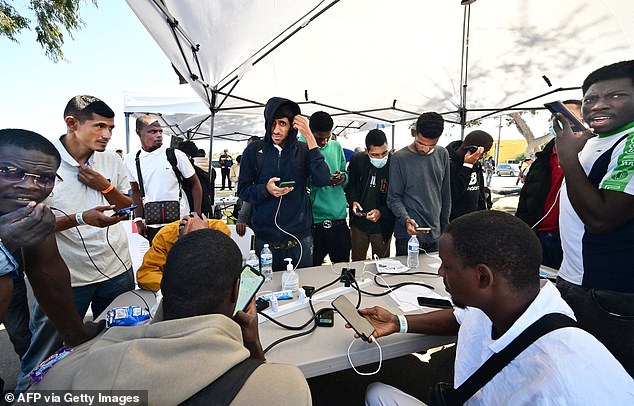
278, 180, 296, 188
331, 295, 375, 341
543, 101, 586, 133
415, 227, 431, 232
417, 296, 453, 309
463, 145, 478, 153
234, 265, 265, 315
111, 205, 138, 217
356, 211, 367, 217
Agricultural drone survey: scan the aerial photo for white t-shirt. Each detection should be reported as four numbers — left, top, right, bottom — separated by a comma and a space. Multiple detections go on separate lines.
45, 136, 131, 287
558, 124, 634, 290
453, 281, 634, 405
124, 146, 195, 218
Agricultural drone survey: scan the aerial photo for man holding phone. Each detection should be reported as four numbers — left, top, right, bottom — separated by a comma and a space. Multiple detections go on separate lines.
388, 112, 450, 254
350, 211, 633, 404
554, 60, 634, 376
301, 111, 351, 265
446, 130, 494, 221
16, 96, 135, 393
345, 129, 395, 260
33, 229, 312, 405
238, 97, 330, 270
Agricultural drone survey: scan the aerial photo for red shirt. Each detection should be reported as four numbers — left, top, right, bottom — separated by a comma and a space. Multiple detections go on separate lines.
538, 145, 564, 231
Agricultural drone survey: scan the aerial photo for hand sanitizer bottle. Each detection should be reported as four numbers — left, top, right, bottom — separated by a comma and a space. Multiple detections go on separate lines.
281, 258, 299, 292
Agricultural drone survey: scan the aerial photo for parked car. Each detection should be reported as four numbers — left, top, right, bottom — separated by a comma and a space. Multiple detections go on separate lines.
496, 163, 516, 176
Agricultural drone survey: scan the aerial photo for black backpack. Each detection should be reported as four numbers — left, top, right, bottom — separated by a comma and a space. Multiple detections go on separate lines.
166, 148, 214, 217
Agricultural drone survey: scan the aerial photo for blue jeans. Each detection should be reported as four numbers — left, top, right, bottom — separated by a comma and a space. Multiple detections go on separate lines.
16, 269, 134, 393
536, 230, 563, 269
255, 235, 313, 272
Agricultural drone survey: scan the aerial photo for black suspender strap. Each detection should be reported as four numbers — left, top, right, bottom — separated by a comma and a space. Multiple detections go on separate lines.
134, 150, 145, 199
446, 313, 577, 405
179, 358, 264, 406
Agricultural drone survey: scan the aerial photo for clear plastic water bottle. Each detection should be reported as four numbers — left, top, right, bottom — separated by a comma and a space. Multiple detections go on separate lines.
246, 250, 260, 273
407, 235, 419, 268
260, 244, 273, 282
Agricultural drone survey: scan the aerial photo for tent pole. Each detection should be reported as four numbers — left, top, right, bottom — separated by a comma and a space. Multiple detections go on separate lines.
208, 109, 216, 212
391, 124, 395, 148
495, 115, 502, 166
459, 3, 473, 140
125, 112, 131, 154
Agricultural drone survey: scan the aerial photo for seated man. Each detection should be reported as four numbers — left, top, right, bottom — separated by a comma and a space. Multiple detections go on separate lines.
137, 213, 231, 291
354, 211, 633, 405
32, 229, 311, 404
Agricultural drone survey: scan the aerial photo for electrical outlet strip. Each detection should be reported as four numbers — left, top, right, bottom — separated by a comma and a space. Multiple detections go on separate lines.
258, 278, 373, 324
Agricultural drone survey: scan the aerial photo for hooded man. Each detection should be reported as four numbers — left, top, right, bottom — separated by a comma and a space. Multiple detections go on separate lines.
238, 98, 330, 270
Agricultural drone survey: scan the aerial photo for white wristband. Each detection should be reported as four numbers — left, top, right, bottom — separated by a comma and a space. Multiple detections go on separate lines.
463, 162, 474, 168
133, 217, 143, 223
397, 315, 408, 333
75, 212, 87, 226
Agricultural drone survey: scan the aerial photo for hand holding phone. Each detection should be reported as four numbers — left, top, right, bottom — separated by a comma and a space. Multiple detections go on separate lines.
544, 101, 586, 133
415, 227, 431, 233
332, 295, 375, 342
111, 205, 137, 217
234, 265, 266, 315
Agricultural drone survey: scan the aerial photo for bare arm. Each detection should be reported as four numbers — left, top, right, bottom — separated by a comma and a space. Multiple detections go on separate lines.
186, 174, 203, 215
355, 306, 459, 339
23, 235, 104, 346
78, 164, 132, 209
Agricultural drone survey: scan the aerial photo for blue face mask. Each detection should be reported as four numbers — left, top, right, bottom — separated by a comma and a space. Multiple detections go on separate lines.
370, 156, 388, 169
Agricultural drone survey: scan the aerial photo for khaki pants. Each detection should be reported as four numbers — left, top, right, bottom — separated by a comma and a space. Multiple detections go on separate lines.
350, 224, 391, 261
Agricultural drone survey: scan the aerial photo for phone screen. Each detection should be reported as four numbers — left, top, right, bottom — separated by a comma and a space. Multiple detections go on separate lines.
331, 295, 375, 341
234, 265, 265, 315
544, 101, 586, 132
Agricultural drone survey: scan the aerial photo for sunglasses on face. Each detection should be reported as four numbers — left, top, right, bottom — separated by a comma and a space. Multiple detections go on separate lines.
0, 165, 61, 189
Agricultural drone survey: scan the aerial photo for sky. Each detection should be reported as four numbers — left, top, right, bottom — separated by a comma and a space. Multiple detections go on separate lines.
0, 1, 549, 158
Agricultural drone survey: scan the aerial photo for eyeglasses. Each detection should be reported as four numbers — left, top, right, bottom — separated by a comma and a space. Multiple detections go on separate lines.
0, 166, 61, 189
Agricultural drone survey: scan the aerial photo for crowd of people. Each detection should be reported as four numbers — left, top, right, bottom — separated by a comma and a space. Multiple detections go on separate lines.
0, 60, 632, 402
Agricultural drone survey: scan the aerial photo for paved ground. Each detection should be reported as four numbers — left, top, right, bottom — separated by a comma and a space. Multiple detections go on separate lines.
0, 174, 521, 398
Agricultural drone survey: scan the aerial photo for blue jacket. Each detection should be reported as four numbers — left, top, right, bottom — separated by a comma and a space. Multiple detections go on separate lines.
237, 97, 330, 242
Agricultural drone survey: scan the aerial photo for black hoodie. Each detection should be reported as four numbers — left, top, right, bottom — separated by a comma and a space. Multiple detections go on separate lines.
237, 97, 330, 242
447, 140, 487, 220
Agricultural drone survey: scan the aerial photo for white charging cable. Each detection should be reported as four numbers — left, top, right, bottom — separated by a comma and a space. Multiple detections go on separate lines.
530, 184, 563, 230
273, 194, 302, 270
347, 335, 383, 376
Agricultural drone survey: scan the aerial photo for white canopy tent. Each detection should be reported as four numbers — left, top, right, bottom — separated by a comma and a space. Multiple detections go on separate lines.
123, 85, 383, 153
125, 0, 633, 124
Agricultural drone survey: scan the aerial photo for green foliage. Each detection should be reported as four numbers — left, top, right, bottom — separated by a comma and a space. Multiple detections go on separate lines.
0, 0, 98, 62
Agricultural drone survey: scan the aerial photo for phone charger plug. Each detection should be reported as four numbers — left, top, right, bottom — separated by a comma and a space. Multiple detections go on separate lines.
340, 268, 356, 287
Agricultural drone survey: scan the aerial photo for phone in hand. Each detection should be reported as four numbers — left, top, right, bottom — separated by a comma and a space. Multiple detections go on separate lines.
331, 295, 375, 342
111, 205, 138, 217
278, 180, 296, 188
543, 101, 587, 133
234, 265, 266, 315
463, 145, 478, 153
417, 296, 453, 309
356, 211, 367, 217
415, 227, 431, 232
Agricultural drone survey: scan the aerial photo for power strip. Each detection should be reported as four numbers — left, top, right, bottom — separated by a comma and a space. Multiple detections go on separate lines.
258, 278, 373, 324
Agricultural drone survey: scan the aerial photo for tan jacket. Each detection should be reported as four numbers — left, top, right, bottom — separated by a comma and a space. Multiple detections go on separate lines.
33, 314, 311, 406
137, 219, 231, 291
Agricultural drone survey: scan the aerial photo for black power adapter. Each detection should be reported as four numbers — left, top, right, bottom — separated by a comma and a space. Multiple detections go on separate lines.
340, 268, 356, 287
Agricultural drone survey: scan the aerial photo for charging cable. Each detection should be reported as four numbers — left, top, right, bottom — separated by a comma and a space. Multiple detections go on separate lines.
51, 207, 152, 316
347, 335, 383, 376
530, 184, 563, 230
273, 194, 302, 271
